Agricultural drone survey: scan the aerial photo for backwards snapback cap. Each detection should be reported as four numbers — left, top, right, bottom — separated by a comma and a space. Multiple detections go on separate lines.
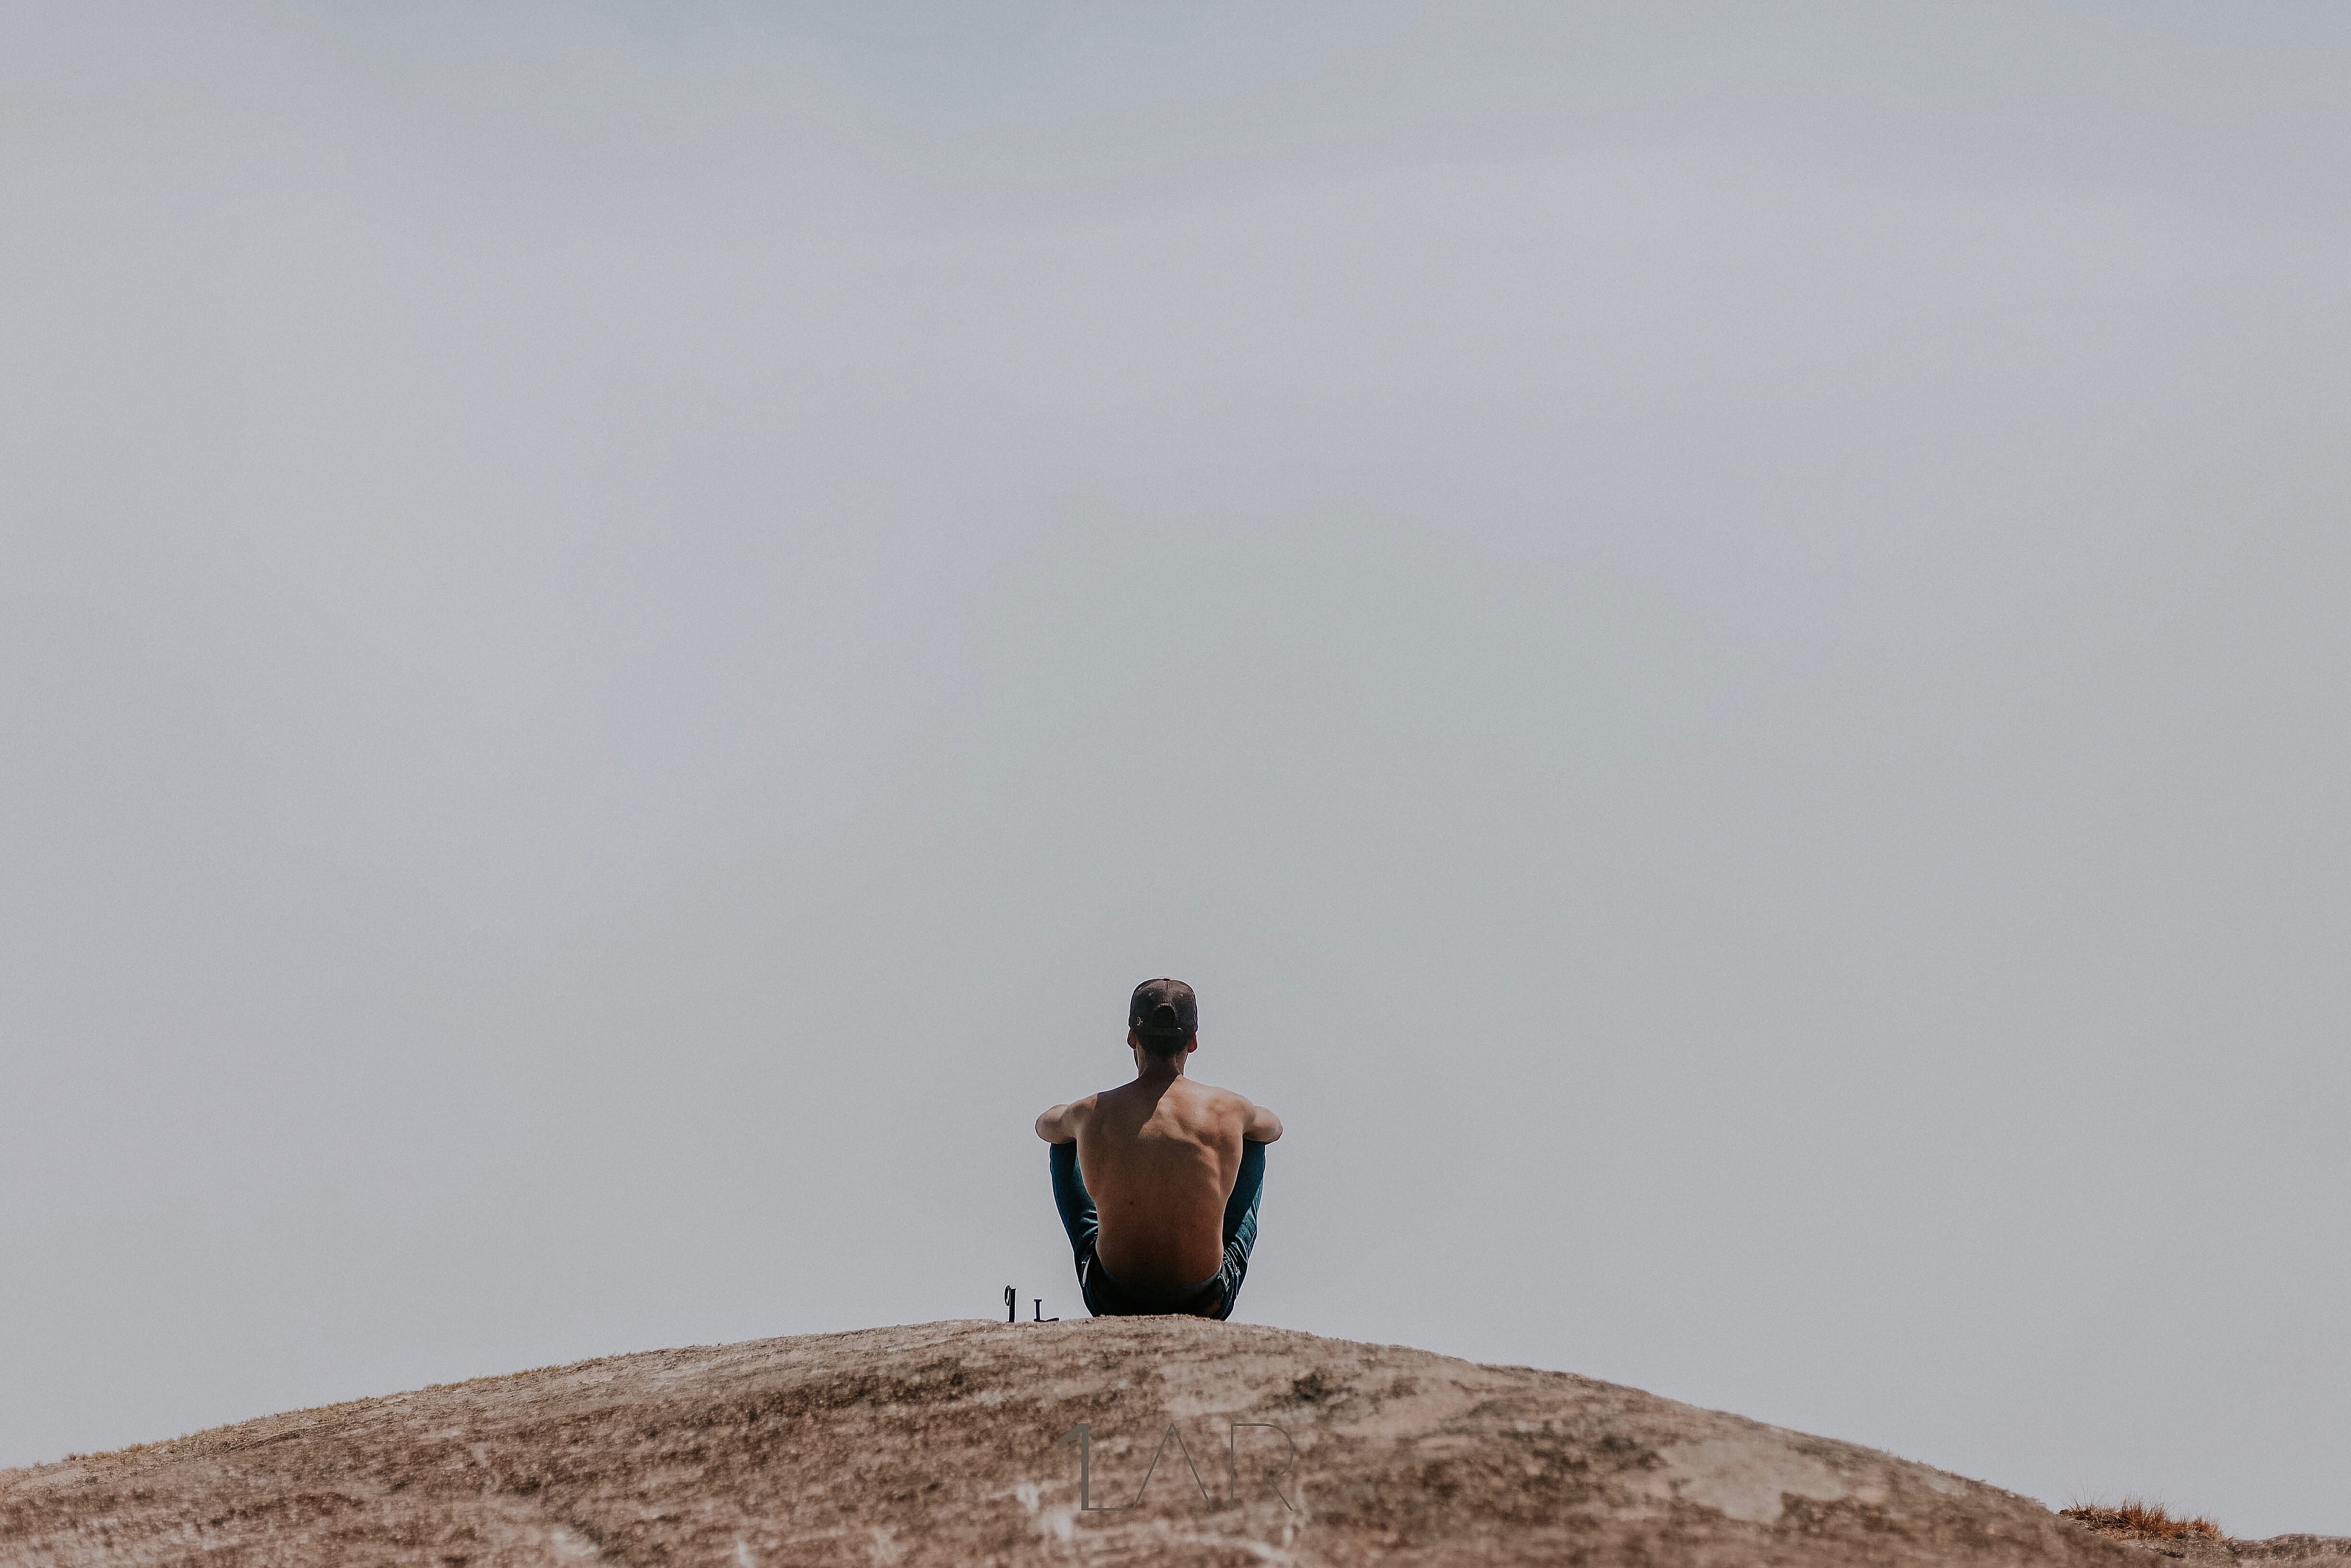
1129, 977, 1198, 1041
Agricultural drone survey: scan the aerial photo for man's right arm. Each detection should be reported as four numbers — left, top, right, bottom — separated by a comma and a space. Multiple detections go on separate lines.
1035, 1096, 1092, 1144
1242, 1100, 1283, 1143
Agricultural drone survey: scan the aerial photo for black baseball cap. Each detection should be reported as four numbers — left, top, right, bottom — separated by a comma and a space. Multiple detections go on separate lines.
1129, 977, 1198, 1041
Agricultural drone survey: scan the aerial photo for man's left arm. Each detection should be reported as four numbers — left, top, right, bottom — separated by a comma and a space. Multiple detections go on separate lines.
1035, 1096, 1091, 1144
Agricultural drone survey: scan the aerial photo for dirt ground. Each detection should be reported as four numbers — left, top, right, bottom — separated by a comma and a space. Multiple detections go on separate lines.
3, 1318, 2345, 1567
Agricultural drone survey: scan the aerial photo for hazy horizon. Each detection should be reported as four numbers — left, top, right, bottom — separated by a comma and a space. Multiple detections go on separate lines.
5, 0, 2348, 1538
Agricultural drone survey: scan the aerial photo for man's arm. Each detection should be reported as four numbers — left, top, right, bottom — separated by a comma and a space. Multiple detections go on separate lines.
1035, 1095, 1093, 1144
1243, 1101, 1283, 1143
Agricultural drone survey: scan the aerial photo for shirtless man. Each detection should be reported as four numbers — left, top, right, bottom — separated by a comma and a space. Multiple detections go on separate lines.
1035, 979, 1283, 1319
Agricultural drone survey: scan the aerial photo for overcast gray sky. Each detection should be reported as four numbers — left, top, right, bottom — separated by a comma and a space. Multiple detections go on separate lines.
4, 0, 2348, 1538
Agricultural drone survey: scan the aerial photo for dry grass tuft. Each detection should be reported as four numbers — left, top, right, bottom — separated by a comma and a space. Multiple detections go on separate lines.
2061, 1499, 2224, 1543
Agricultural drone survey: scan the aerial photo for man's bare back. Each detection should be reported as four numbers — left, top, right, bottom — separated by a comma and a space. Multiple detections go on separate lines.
1037, 979, 1282, 1313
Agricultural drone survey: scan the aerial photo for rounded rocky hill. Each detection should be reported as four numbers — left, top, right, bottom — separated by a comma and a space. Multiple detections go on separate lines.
3, 1318, 2345, 1566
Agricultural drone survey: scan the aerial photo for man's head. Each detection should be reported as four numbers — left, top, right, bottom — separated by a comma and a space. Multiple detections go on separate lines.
1128, 977, 1198, 1060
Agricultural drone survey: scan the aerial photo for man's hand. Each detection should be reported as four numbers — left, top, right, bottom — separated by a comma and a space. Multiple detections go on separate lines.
1243, 1102, 1283, 1143
1035, 1099, 1089, 1144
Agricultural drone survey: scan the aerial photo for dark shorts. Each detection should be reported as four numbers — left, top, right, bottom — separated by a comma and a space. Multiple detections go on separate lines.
1049, 1139, 1265, 1321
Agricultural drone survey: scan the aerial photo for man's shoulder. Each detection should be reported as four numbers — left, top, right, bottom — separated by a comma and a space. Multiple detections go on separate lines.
1181, 1080, 1255, 1114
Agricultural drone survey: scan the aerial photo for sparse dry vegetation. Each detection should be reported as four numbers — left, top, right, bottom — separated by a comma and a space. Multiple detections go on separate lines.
2062, 1499, 2224, 1543
11, 1320, 2191, 1567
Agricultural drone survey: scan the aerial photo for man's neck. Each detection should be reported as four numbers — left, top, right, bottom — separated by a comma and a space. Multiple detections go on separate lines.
1132, 1055, 1188, 1085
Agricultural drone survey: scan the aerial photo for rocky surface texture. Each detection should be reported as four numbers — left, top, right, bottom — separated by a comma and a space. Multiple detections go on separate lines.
2, 1318, 2345, 1567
